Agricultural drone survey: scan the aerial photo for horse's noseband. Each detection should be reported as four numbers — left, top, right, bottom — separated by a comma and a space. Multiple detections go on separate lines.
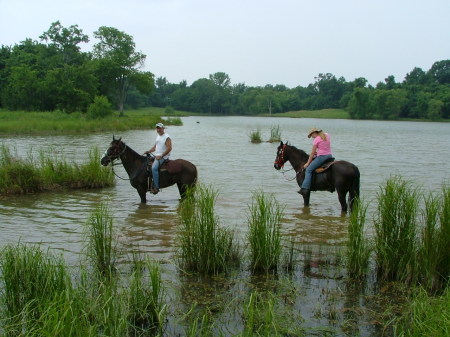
274, 144, 286, 168
104, 142, 127, 163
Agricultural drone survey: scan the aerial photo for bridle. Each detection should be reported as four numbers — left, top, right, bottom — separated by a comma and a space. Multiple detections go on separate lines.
103, 141, 129, 180
275, 143, 303, 181
274, 144, 287, 168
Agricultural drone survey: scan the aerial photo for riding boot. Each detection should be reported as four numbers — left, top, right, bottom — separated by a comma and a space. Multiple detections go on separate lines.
298, 188, 309, 196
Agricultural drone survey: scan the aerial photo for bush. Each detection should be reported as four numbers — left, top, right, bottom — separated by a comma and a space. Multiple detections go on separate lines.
87, 96, 113, 119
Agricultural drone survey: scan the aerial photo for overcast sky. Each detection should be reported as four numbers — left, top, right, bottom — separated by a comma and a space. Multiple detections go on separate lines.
1, 0, 449, 88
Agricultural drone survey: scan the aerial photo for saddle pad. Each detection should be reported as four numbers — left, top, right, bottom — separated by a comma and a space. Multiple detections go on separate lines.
161, 160, 183, 174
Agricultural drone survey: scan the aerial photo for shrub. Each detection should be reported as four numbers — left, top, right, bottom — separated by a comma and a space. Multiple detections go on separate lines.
87, 96, 113, 119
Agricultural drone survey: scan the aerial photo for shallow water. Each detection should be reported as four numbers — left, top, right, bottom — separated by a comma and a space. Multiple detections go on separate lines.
1, 117, 449, 335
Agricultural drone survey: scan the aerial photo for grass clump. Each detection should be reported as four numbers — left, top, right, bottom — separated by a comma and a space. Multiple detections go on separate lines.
247, 190, 284, 273
249, 128, 262, 143
177, 184, 240, 275
394, 287, 450, 337
0, 144, 114, 195
128, 254, 167, 335
346, 198, 371, 280
374, 175, 419, 283
0, 244, 70, 336
84, 203, 118, 279
268, 125, 282, 143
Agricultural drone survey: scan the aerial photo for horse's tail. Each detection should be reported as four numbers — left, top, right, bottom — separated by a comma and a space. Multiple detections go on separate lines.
349, 165, 360, 210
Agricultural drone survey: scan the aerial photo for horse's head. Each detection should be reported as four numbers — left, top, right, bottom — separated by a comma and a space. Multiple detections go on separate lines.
101, 136, 125, 166
274, 141, 288, 170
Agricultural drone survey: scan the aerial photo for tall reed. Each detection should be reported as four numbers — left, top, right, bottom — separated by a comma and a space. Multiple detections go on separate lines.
249, 128, 262, 143
84, 203, 118, 278
435, 184, 450, 288
177, 184, 240, 275
0, 144, 114, 195
268, 125, 281, 143
0, 244, 69, 336
418, 193, 441, 290
247, 190, 283, 273
346, 198, 371, 279
128, 255, 167, 335
374, 176, 419, 283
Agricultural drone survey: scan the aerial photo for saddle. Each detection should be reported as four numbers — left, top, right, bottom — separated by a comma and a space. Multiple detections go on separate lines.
146, 158, 184, 174
314, 157, 335, 173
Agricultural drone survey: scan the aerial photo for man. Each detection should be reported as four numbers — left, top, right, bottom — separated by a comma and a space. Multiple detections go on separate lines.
144, 122, 172, 194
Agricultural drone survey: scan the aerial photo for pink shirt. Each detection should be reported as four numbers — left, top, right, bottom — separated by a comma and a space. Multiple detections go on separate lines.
313, 133, 332, 156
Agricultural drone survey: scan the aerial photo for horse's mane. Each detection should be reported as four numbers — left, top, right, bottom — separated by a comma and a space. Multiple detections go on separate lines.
117, 139, 145, 159
285, 142, 308, 158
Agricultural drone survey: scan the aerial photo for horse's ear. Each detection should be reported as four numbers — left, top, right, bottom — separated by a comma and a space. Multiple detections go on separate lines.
113, 135, 116, 141
118, 137, 122, 142
279, 141, 283, 146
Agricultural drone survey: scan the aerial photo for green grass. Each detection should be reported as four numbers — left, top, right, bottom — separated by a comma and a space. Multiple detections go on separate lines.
267, 125, 282, 143
346, 198, 371, 280
394, 287, 450, 337
0, 144, 114, 195
249, 128, 262, 143
247, 190, 284, 273
0, 107, 186, 135
176, 184, 241, 275
266, 108, 349, 119
374, 176, 419, 283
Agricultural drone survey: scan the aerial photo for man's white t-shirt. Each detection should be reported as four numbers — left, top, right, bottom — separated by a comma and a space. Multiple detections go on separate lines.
155, 133, 171, 159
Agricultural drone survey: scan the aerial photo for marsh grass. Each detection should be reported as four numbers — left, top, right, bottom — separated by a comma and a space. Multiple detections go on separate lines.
346, 198, 371, 279
128, 254, 167, 335
84, 203, 118, 279
0, 244, 69, 336
0, 109, 163, 135
249, 128, 262, 143
177, 184, 240, 275
247, 191, 283, 273
374, 176, 419, 283
0, 144, 114, 195
394, 287, 450, 337
268, 125, 281, 143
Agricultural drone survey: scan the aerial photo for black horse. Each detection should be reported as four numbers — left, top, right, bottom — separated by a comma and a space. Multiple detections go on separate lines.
101, 137, 197, 203
274, 141, 360, 212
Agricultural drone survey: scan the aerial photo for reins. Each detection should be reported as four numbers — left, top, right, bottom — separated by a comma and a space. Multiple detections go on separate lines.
107, 143, 131, 181
275, 143, 304, 181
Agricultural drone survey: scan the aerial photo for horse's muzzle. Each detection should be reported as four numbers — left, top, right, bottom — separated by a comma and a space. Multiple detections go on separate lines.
274, 163, 281, 170
100, 156, 110, 166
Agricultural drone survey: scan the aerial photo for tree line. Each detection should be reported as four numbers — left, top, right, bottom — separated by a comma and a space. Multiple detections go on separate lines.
1, 21, 449, 120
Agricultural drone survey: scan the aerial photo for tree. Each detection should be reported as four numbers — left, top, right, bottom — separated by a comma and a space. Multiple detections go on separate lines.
40, 20, 89, 64
93, 26, 153, 116
428, 60, 450, 84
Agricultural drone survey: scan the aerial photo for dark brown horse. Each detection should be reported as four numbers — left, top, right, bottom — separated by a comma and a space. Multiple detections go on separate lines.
101, 137, 197, 203
274, 141, 360, 212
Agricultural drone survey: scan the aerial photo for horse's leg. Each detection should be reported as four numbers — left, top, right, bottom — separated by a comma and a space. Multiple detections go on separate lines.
337, 189, 348, 213
302, 192, 310, 207
177, 182, 186, 200
137, 187, 147, 203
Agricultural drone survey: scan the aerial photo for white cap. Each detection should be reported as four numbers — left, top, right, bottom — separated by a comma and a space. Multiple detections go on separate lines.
155, 123, 165, 128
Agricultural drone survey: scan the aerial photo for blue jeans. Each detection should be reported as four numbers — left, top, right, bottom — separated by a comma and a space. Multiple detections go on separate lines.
151, 158, 166, 189
301, 154, 333, 190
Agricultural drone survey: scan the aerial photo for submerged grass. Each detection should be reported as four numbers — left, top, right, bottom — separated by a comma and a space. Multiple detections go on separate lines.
177, 184, 241, 275
83, 203, 118, 279
346, 198, 371, 280
394, 286, 450, 337
374, 175, 419, 283
247, 191, 284, 273
267, 125, 282, 143
0, 144, 114, 195
248, 128, 262, 143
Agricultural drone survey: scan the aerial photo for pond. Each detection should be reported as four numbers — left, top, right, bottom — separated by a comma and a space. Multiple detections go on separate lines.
1, 117, 449, 335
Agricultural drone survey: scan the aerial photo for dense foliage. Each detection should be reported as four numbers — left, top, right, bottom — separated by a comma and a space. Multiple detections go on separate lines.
1, 21, 449, 120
